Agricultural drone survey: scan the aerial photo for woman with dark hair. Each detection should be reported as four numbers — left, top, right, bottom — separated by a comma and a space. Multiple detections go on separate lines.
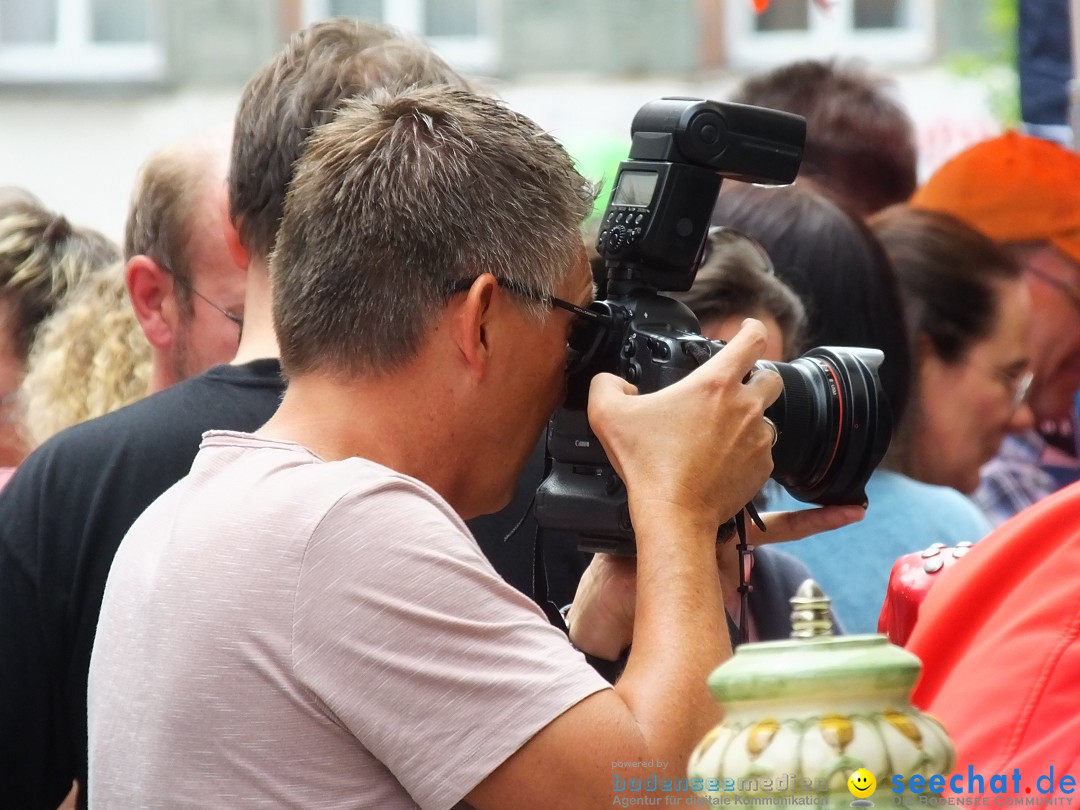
674, 226, 805, 361
710, 182, 998, 633
713, 180, 911, 423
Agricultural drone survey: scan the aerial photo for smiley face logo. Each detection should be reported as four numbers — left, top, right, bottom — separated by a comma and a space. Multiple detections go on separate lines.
848, 768, 877, 800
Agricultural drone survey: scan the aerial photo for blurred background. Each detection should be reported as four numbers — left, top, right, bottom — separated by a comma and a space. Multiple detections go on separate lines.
0, 0, 1026, 244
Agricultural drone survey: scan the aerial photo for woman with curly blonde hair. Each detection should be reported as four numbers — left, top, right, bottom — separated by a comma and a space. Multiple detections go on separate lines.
0, 188, 120, 465
20, 261, 152, 448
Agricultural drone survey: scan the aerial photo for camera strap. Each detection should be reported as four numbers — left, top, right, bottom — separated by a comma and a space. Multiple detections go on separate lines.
492, 497, 572, 632
733, 503, 765, 646
530, 522, 566, 631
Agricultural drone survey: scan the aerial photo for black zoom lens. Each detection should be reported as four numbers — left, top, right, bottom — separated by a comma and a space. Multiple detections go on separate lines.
758, 347, 892, 505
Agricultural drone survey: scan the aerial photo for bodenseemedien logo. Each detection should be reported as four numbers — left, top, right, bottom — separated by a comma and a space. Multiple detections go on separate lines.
850, 768, 877, 807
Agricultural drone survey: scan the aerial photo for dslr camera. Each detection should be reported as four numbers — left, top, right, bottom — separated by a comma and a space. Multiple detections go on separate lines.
534, 97, 892, 555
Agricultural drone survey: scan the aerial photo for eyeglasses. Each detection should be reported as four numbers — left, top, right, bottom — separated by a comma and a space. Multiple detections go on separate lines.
446, 275, 612, 372
1027, 265, 1080, 318
446, 275, 605, 324
969, 361, 1034, 412
162, 267, 244, 330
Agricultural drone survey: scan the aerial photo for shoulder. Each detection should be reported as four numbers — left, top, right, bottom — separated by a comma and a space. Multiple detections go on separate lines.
923, 480, 1080, 599
979, 431, 1045, 472
0, 363, 285, 553
306, 461, 477, 563
22, 362, 282, 472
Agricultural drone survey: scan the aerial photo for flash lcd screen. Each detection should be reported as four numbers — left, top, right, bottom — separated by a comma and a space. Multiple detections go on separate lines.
611, 171, 658, 207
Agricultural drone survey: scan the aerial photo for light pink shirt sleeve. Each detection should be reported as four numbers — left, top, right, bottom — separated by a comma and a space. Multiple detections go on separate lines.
292, 477, 611, 810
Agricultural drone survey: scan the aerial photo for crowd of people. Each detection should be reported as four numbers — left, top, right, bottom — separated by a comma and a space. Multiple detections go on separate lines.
1, 16, 1079, 809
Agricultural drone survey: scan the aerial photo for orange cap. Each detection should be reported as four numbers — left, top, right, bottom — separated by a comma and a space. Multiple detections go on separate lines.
911, 131, 1080, 263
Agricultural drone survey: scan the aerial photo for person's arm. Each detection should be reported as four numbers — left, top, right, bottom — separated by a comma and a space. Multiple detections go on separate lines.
466, 320, 783, 809
0, 458, 81, 810
566, 503, 866, 659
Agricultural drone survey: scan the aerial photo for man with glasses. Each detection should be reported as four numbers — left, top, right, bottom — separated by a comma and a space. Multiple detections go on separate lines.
87, 84, 787, 809
912, 131, 1080, 525
124, 134, 247, 391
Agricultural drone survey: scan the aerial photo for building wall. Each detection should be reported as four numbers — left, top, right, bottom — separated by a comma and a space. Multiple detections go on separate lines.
163, 0, 283, 87
936, 0, 1008, 58
498, 0, 702, 78
0, 0, 1010, 242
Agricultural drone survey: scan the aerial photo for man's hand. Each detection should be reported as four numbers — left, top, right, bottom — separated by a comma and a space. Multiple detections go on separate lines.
587, 319, 783, 542
749, 504, 867, 545
568, 504, 866, 659
566, 553, 636, 661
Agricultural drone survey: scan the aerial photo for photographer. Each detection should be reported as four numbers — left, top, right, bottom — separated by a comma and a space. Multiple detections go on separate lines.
89, 86, 786, 808
0, 21, 475, 809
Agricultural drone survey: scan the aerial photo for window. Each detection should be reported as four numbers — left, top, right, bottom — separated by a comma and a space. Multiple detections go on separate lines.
303, 0, 497, 74
724, 0, 933, 70
0, 0, 164, 83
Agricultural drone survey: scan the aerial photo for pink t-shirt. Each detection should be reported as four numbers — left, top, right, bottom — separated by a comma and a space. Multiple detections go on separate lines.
90, 432, 609, 809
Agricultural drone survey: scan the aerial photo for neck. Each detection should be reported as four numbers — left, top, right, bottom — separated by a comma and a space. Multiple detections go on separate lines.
232, 258, 279, 365
258, 359, 476, 512
146, 357, 173, 396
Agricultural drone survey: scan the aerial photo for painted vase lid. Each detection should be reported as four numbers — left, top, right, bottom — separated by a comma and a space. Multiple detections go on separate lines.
708, 580, 923, 704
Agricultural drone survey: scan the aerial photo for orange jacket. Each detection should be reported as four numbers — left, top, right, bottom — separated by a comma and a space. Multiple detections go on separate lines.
905, 481, 1080, 796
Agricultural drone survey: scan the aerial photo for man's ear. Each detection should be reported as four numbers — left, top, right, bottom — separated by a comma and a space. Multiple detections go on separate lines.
126, 256, 179, 351
450, 274, 498, 380
220, 193, 250, 271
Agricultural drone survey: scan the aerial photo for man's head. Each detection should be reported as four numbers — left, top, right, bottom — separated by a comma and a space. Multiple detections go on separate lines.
271, 86, 593, 511
228, 18, 471, 267
124, 135, 245, 390
732, 59, 917, 217
912, 131, 1080, 422
273, 85, 593, 376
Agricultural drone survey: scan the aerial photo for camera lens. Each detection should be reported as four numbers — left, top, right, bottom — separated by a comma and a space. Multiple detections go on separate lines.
758, 347, 892, 505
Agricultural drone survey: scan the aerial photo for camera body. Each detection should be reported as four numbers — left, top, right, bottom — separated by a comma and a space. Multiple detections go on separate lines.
534, 98, 891, 555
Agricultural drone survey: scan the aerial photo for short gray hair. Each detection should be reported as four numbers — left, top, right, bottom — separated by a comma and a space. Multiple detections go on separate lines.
271, 85, 594, 378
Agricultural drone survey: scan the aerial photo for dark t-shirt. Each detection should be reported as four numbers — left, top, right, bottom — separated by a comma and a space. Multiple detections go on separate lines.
0, 359, 588, 809
0, 361, 286, 808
